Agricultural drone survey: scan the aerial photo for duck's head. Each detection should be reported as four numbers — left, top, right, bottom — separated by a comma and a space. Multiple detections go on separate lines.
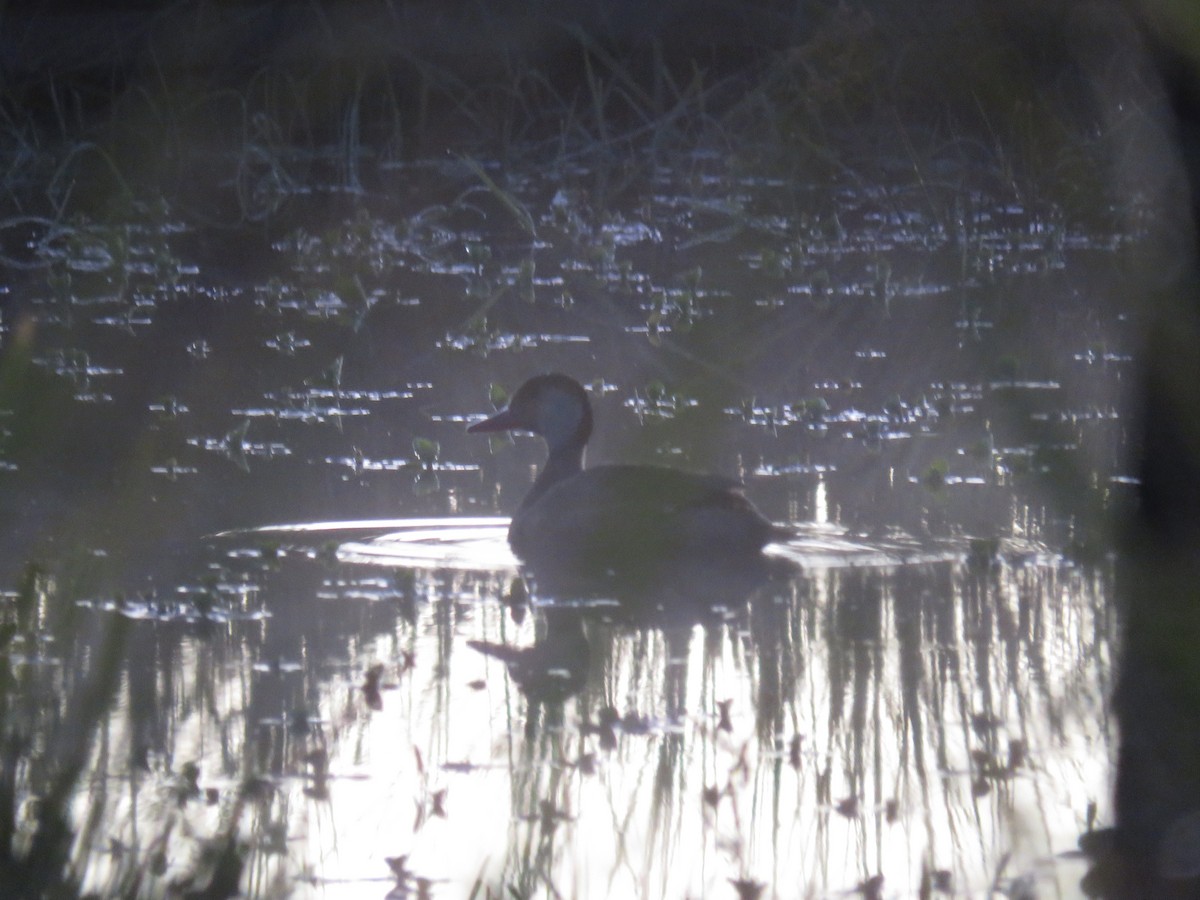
468, 374, 593, 455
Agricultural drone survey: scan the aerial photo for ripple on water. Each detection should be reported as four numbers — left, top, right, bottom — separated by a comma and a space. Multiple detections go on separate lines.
222, 517, 969, 572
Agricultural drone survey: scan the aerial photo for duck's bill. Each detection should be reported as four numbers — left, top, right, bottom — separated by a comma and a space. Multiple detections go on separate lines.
467, 408, 521, 433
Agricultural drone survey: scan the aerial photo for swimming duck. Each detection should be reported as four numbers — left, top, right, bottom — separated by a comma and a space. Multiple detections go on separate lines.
468, 374, 778, 569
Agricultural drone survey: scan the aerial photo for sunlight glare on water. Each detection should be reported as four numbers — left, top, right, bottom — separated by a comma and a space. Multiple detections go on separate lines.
233, 545, 1109, 898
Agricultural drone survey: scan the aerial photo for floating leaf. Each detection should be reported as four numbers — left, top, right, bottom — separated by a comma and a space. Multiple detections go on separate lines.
412, 437, 440, 464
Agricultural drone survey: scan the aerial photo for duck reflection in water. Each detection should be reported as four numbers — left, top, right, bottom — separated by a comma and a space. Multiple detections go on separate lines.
469, 607, 589, 707
468, 374, 784, 575
468, 374, 792, 731
468, 552, 784, 743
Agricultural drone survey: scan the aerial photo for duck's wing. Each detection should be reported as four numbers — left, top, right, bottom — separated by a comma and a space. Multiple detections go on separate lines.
512, 464, 770, 565
574, 464, 746, 506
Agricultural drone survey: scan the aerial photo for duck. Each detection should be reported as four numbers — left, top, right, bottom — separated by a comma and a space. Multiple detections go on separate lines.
468, 373, 779, 570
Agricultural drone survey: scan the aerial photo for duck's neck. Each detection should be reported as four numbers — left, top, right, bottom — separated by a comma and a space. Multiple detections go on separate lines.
521, 444, 585, 509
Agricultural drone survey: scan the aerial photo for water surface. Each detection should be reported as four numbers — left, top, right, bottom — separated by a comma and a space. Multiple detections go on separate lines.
0, 160, 1132, 897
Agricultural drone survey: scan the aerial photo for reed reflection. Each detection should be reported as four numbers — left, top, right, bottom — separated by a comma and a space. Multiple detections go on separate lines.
0, 535, 1112, 898
464, 551, 1111, 897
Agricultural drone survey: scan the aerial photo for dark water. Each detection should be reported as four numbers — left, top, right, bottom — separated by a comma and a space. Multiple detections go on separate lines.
0, 160, 1134, 896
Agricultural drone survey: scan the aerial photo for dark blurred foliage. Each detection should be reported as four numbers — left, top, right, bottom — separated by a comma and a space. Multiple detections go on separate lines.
1108, 4, 1200, 898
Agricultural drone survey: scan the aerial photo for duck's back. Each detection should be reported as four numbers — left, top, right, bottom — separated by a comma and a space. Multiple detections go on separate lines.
509, 464, 773, 568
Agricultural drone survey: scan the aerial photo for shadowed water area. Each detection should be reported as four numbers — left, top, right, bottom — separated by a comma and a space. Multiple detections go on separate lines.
0, 3, 1173, 897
